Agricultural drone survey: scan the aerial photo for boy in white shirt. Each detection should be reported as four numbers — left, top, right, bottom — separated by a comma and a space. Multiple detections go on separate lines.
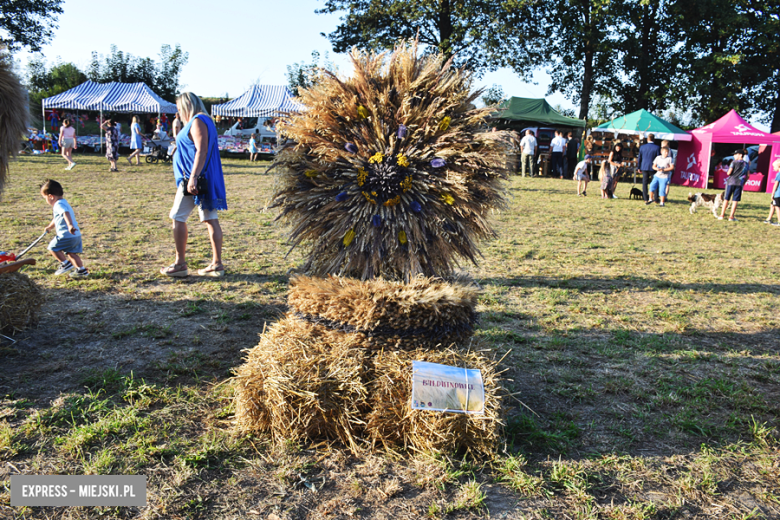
40, 179, 89, 277
646, 147, 674, 207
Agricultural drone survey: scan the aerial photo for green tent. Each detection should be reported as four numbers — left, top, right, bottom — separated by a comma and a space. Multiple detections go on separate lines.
595, 109, 691, 141
492, 97, 586, 128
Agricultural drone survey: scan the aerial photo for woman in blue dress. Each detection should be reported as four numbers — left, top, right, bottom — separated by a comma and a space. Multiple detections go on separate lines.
127, 115, 143, 165
248, 132, 258, 162
160, 92, 228, 278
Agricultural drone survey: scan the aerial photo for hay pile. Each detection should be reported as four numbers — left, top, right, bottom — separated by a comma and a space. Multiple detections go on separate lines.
0, 49, 29, 197
0, 272, 44, 334
234, 317, 503, 456
271, 41, 512, 281
288, 274, 479, 350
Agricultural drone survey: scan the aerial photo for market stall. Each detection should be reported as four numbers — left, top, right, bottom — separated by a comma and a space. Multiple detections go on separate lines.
671, 110, 780, 191
592, 109, 691, 182
42, 81, 177, 151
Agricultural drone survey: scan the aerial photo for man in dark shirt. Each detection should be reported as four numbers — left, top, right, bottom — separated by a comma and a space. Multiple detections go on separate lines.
718, 149, 749, 221
566, 132, 580, 179
637, 133, 661, 202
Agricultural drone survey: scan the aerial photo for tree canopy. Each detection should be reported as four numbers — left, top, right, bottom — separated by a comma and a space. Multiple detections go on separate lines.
0, 0, 63, 52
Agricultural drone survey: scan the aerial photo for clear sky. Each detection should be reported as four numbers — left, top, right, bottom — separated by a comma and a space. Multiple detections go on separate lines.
23, 0, 572, 108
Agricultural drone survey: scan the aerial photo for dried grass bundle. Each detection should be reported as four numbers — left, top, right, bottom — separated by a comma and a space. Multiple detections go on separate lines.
271, 41, 512, 281
288, 274, 479, 350
366, 347, 504, 457
0, 272, 44, 334
234, 317, 370, 452
0, 50, 28, 197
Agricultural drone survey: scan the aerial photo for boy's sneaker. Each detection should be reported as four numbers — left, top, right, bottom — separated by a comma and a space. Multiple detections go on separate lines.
772, 222, 780, 226
728, 217, 738, 221
69, 267, 89, 278
660, 202, 665, 207
54, 260, 74, 275
582, 191, 586, 196
763, 219, 772, 224
645, 200, 653, 205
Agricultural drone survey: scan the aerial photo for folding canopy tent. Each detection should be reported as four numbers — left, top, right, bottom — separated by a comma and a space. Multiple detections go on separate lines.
595, 109, 691, 141
671, 110, 780, 191
210, 85, 305, 117
491, 97, 586, 129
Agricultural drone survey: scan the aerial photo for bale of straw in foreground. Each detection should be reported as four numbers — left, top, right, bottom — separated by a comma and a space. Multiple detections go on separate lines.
233, 316, 370, 452
288, 274, 479, 350
366, 346, 504, 457
0, 272, 44, 334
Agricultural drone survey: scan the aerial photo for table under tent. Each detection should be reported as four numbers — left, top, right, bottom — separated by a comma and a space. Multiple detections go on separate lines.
592, 109, 691, 184
210, 85, 305, 155
490, 97, 586, 175
42, 81, 177, 152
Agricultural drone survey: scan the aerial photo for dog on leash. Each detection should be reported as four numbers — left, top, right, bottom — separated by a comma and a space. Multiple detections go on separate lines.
630, 187, 643, 200
688, 191, 724, 216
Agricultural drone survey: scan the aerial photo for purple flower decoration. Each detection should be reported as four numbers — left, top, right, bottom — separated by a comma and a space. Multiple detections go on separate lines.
397, 125, 407, 139
410, 200, 422, 213
431, 158, 446, 168
345, 143, 358, 153
372, 215, 382, 227
335, 192, 348, 202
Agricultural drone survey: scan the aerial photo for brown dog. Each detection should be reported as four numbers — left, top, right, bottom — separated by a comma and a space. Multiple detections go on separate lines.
688, 192, 725, 216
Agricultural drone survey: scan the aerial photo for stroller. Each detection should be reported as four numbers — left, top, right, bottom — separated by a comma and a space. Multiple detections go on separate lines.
145, 139, 173, 163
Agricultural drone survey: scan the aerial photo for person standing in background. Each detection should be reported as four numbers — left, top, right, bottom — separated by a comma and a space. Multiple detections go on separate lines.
550, 130, 566, 178
101, 119, 120, 172
637, 133, 661, 202
58, 119, 77, 170
566, 131, 580, 179
519, 130, 537, 177
172, 113, 183, 137
127, 115, 144, 166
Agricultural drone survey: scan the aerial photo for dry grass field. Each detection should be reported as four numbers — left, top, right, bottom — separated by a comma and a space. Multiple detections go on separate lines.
1, 153, 779, 519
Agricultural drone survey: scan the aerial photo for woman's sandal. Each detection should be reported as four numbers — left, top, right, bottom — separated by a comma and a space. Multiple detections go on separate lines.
160, 263, 188, 277
197, 263, 225, 277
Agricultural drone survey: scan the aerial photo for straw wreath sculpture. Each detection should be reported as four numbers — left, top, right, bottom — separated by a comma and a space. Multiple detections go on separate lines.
271, 42, 511, 281
235, 43, 511, 456
0, 50, 28, 197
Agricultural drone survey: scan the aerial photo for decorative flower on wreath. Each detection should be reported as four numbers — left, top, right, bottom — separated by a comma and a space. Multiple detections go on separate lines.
271, 41, 512, 280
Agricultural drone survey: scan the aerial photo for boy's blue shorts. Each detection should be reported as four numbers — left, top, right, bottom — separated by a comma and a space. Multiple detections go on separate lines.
49, 235, 83, 253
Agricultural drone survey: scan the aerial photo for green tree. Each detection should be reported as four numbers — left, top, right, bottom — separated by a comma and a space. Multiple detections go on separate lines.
25, 59, 86, 110
0, 0, 63, 52
317, 0, 501, 71
286, 50, 332, 97
481, 84, 505, 106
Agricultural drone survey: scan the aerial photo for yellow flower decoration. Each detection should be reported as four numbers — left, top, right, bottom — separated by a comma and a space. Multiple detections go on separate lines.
369, 152, 384, 164
384, 195, 401, 207
400, 175, 412, 193
362, 191, 377, 204
398, 230, 408, 245
438, 116, 451, 132
440, 193, 454, 205
357, 168, 367, 186
396, 153, 410, 167
357, 105, 369, 119
343, 229, 356, 246
304, 169, 318, 178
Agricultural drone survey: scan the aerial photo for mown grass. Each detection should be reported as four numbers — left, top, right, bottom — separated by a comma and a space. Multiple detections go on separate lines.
0, 153, 778, 519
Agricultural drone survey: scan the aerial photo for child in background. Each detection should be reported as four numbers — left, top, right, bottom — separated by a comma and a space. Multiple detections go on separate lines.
765, 158, 780, 225
248, 132, 259, 162
40, 179, 89, 277
574, 155, 592, 196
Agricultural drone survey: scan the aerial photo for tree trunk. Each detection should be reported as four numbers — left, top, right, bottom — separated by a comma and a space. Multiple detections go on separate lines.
636, 1, 656, 110
438, 0, 454, 60
579, 2, 593, 120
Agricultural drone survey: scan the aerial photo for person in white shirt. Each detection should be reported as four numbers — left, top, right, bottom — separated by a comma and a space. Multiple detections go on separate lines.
519, 129, 537, 177
550, 130, 566, 178
574, 155, 592, 196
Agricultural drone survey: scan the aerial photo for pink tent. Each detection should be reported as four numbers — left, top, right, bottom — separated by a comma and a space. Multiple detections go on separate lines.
671, 110, 780, 192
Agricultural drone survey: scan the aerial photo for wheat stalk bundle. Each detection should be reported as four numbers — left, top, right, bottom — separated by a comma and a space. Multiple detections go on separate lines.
271, 41, 511, 281
0, 49, 29, 197
0, 272, 44, 334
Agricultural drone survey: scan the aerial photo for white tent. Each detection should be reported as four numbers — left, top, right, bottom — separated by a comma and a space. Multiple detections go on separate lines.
211, 85, 304, 117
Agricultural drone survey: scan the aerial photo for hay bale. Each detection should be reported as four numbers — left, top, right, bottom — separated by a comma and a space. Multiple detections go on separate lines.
234, 316, 370, 452
0, 272, 44, 334
366, 347, 503, 457
288, 274, 479, 350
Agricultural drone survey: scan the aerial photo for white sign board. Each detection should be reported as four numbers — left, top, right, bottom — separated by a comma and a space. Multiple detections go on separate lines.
411, 360, 485, 414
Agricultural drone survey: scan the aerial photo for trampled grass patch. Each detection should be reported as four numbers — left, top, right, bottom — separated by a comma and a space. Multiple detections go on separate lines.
0, 154, 778, 518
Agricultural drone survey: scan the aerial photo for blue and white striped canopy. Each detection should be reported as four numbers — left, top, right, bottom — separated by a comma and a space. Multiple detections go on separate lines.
42, 81, 178, 113
211, 85, 305, 117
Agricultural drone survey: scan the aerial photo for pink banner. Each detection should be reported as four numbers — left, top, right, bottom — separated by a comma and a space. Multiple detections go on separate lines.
744, 173, 765, 192
672, 140, 709, 189
714, 166, 728, 189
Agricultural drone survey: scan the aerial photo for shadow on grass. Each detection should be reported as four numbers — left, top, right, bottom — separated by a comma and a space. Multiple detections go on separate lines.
479, 274, 780, 295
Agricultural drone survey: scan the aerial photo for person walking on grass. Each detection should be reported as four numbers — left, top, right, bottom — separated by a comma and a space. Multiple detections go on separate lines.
58, 119, 77, 170
161, 92, 228, 278
519, 129, 536, 177
40, 179, 88, 278
127, 115, 144, 166
574, 155, 592, 196
718, 149, 749, 221
646, 146, 674, 206
101, 118, 120, 172
248, 132, 259, 162
764, 158, 780, 225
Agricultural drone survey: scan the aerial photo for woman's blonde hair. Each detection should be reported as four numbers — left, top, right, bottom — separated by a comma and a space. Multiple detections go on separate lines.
132, 115, 139, 123
176, 92, 211, 122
